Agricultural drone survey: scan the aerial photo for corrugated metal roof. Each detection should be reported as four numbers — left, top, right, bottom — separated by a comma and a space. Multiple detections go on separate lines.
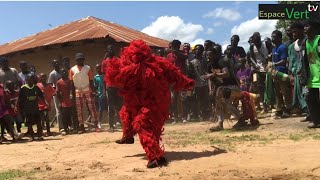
0, 16, 169, 55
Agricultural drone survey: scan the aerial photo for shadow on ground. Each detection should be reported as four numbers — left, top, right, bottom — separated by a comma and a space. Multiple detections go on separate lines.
124, 147, 227, 162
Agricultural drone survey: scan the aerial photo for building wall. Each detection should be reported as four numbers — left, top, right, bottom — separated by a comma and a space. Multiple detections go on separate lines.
3, 39, 164, 124
6, 38, 163, 76
6, 38, 127, 75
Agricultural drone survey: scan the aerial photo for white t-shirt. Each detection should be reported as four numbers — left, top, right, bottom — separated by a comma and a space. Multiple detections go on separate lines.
48, 70, 62, 87
253, 42, 269, 72
70, 65, 91, 92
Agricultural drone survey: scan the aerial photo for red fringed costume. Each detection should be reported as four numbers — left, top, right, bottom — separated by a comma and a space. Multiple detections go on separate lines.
104, 40, 194, 166
240, 91, 258, 124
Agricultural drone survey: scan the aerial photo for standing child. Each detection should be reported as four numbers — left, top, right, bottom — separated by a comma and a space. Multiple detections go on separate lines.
236, 58, 253, 92
4, 80, 22, 134
56, 69, 73, 135
37, 73, 56, 136
0, 83, 16, 143
94, 64, 106, 131
18, 74, 45, 141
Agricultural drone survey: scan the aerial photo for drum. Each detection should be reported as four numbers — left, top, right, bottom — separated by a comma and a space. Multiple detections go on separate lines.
271, 69, 290, 82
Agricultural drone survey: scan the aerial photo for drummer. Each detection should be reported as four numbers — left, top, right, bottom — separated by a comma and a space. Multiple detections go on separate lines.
271, 30, 292, 118
203, 46, 244, 131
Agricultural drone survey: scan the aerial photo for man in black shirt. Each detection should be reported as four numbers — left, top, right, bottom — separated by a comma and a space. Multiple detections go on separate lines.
230, 35, 247, 62
206, 48, 222, 95
204, 47, 246, 131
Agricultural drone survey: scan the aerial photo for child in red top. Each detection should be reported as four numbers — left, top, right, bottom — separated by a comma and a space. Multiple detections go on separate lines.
0, 83, 16, 143
4, 80, 22, 133
56, 68, 73, 135
37, 73, 56, 136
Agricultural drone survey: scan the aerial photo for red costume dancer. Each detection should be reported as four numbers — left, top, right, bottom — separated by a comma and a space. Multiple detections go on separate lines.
240, 91, 259, 125
104, 40, 194, 168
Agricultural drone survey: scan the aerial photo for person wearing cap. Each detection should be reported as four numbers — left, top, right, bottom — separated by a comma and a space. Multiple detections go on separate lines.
70, 53, 99, 134
0, 57, 20, 89
302, 20, 320, 128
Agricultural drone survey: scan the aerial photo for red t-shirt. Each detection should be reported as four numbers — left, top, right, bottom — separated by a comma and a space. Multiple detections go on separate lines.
0, 84, 9, 118
4, 90, 19, 116
56, 79, 73, 108
37, 82, 56, 111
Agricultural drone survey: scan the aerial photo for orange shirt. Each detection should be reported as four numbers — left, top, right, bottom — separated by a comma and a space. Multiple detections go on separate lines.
37, 82, 56, 111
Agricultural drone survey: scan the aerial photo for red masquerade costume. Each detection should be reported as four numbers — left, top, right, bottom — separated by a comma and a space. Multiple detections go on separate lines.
104, 40, 194, 168
240, 91, 259, 125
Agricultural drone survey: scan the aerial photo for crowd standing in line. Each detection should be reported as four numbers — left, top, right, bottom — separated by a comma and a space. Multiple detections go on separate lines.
0, 20, 319, 145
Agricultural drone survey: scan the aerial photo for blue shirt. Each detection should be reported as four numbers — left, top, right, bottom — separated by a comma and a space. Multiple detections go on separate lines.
94, 74, 105, 98
272, 43, 288, 73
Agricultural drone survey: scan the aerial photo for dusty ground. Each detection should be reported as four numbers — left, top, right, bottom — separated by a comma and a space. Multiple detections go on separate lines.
1, 113, 320, 180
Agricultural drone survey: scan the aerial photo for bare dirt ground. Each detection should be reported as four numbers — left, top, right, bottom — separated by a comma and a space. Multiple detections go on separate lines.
1, 113, 320, 180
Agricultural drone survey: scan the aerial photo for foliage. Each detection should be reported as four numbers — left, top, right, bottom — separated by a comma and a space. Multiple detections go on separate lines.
275, 1, 320, 42
0, 170, 28, 180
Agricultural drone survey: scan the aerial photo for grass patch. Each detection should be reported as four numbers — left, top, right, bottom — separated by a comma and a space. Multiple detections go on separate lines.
312, 135, 320, 140
287, 131, 320, 141
165, 130, 275, 150
289, 134, 304, 141
159, 172, 168, 177
0, 169, 38, 180
165, 132, 209, 148
210, 134, 274, 146
219, 129, 236, 134
166, 130, 190, 136
212, 134, 275, 151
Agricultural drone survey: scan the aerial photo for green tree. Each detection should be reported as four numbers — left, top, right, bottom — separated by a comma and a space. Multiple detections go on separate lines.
276, 1, 320, 41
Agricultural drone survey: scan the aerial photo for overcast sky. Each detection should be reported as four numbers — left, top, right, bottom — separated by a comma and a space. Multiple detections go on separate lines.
0, 1, 278, 51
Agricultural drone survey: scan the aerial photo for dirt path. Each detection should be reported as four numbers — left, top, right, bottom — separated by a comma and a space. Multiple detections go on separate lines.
1, 114, 320, 180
